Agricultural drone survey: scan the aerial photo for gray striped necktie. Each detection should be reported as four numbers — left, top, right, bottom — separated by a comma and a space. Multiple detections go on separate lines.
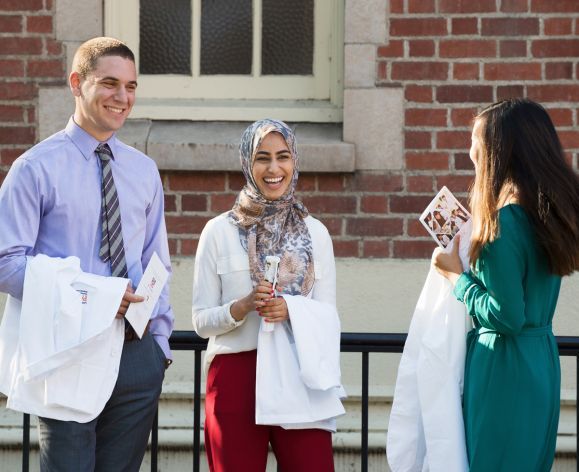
96, 143, 128, 278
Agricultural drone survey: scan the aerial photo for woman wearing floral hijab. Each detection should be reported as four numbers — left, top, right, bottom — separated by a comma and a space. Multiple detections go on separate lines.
192, 119, 344, 471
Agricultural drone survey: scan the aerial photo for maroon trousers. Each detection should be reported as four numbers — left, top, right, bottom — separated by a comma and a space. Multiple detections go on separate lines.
205, 349, 335, 472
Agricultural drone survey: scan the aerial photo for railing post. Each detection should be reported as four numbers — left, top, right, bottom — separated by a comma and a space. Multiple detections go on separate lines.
151, 409, 158, 472
194, 349, 202, 472
576, 355, 578, 472
361, 351, 369, 472
22, 413, 30, 472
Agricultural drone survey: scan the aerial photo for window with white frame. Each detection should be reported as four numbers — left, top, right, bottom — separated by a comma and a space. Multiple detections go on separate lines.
105, 0, 344, 122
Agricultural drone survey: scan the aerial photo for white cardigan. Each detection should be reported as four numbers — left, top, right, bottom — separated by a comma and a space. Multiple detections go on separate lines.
192, 213, 345, 430
0, 255, 127, 422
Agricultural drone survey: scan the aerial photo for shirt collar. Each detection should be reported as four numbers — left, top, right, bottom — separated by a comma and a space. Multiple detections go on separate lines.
64, 117, 119, 161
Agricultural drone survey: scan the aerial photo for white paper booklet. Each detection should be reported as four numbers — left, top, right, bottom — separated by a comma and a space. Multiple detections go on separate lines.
419, 186, 471, 249
125, 252, 169, 338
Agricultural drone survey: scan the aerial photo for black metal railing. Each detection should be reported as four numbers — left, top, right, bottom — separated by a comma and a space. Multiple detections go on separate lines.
18, 332, 579, 472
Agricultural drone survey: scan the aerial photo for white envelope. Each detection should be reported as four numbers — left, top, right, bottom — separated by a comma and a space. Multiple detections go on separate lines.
125, 252, 169, 338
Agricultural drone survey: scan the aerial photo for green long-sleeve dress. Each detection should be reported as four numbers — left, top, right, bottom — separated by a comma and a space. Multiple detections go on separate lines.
453, 204, 562, 471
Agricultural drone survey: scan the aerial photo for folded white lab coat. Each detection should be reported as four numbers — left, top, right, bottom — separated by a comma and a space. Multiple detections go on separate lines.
255, 294, 345, 430
387, 223, 472, 472
0, 254, 127, 422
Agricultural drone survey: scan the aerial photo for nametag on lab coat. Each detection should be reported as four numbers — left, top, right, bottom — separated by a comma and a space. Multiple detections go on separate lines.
125, 252, 169, 338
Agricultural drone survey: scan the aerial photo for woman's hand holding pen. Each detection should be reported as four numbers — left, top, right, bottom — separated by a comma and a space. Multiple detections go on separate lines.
254, 280, 289, 324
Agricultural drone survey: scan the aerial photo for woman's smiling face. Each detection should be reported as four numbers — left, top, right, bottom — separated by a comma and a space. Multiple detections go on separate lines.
251, 132, 294, 201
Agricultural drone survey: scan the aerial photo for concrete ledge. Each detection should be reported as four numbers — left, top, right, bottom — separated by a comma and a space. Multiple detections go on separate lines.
117, 121, 355, 172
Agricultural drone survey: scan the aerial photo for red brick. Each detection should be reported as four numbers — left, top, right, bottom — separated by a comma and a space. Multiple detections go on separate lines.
545, 62, 573, 80
559, 131, 579, 149
0, 37, 42, 55
0, 15, 22, 32
440, 0, 497, 13
45, 39, 62, 55
390, 0, 404, 13
295, 173, 315, 191
437, 85, 493, 103
500, 0, 529, 12
168, 173, 226, 191
455, 153, 473, 170
228, 173, 245, 191
332, 240, 359, 257
437, 131, 471, 149
348, 174, 404, 192
167, 239, 178, 256
182, 194, 208, 212
209, 193, 236, 212
527, 85, 579, 102
440, 40, 496, 58
0, 148, 26, 166
531, 0, 579, 12
453, 63, 479, 80
319, 217, 342, 236
500, 40, 527, 58
44, 0, 53, 8
546, 108, 573, 126
407, 175, 434, 192
363, 241, 390, 258
390, 195, 433, 213
532, 40, 579, 57
405, 131, 432, 149
484, 63, 541, 80
393, 240, 434, 258
406, 108, 447, 127
390, 18, 447, 37
377, 41, 404, 57
408, 0, 435, 13
377, 62, 388, 80
409, 40, 435, 57
26, 106, 35, 123
26, 15, 52, 33
0, 60, 25, 77
27, 59, 64, 78
1, 0, 43, 9
317, 174, 345, 191
361, 195, 388, 214
0, 126, 35, 145
496, 85, 525, 100
166, 215, 210, 234
392, 62, 448, 81
0, 105, 24, 122
405, 85, 433, 103
180, 238, 199, 256
406, 152, 449, 170
451, 18, 478, 35
0, 82, 36, 100
451, 108, 477, 127
436, 174, 474, 193
481, 18, 539, 36
301, 196, 356, 214
544, 18, 573, 35
408, 219, 428, 237
164, 194, 177, 212
346, 218, 403, 237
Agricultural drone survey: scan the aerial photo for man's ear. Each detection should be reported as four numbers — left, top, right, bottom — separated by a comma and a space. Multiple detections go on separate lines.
69, 71, 82, 97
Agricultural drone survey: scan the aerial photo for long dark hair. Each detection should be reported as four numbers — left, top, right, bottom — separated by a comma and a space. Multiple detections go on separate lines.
469, 98, 579, 276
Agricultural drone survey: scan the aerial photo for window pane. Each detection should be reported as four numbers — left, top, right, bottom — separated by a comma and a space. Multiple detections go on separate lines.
262, 0, 313, 75
201, 0, 252, 75
140, 0, 191, 75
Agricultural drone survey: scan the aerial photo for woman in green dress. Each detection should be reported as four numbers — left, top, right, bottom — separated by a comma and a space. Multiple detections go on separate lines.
433, 98, 579, 471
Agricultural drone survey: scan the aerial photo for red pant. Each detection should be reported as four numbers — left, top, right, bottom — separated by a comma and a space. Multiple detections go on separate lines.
205, 350, 335, 472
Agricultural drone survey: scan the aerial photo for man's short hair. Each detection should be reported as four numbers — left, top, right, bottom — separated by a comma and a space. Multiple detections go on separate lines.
72, 37, 135, 78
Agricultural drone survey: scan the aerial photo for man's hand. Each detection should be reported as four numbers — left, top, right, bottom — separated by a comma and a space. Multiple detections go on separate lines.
116, 283, 145, 319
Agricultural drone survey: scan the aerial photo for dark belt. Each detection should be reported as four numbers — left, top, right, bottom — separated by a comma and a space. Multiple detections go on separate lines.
124, 320, 151, 342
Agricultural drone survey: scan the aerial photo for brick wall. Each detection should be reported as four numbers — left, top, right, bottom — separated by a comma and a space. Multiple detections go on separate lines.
0, 0, 65, 182
1, 0, 578, 259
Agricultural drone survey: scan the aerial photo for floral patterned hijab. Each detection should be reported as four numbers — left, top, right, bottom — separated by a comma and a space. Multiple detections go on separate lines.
228, 119, 314, 296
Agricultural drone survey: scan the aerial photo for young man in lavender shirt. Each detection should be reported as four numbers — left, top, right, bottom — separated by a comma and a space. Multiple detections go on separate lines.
0, 37, 173, 471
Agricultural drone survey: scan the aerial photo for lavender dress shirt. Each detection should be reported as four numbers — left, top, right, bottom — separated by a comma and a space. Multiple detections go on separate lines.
0, 118, 174, 359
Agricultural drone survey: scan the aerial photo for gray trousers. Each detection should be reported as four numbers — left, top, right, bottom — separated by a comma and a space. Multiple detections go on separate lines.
38, 332, 166, 472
